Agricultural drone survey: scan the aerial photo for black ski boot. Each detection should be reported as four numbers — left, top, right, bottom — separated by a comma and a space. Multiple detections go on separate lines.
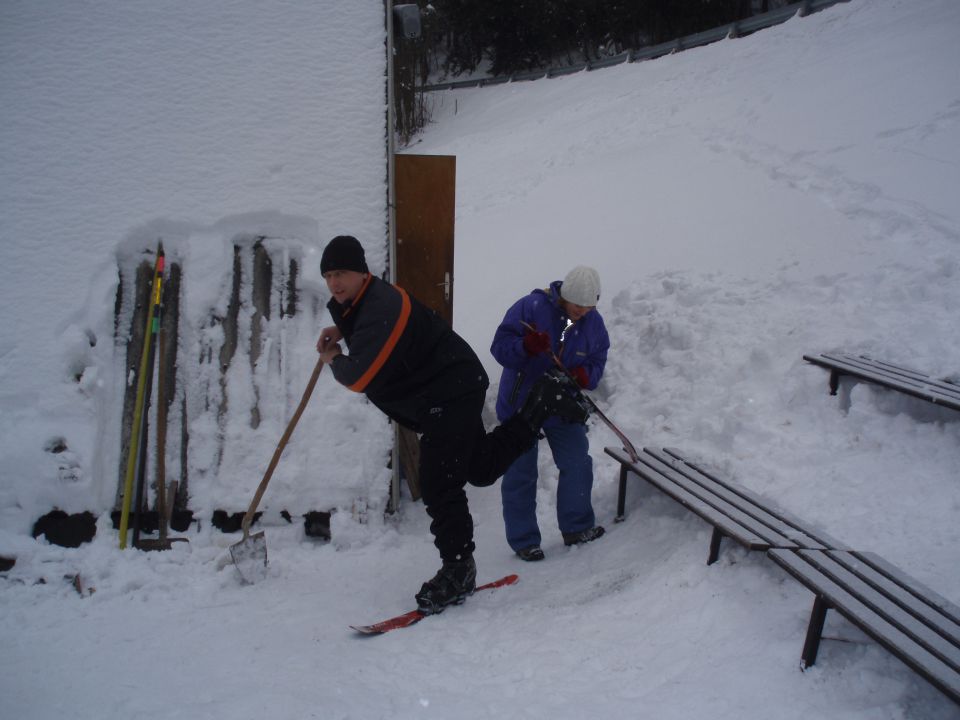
415, 556, 477, 615
562, 525, 606, 546
516, 545, 546, 562
517, 369, 592, 432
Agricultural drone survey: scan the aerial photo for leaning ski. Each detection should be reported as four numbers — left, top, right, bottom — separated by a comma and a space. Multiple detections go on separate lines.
518, 320, 639, 462
351, 574, 519, 635
581, 394, 640, 462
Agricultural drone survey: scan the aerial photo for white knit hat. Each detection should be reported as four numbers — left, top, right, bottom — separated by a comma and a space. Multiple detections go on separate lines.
560, 265, 601, 307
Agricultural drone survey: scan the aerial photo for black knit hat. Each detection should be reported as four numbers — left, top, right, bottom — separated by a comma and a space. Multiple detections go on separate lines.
320, 235, 369, 275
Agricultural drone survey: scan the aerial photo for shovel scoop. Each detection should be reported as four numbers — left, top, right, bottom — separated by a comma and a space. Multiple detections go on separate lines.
230, 525, 268, 584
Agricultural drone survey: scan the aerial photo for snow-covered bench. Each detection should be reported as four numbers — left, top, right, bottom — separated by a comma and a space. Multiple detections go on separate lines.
769, 548, 960, 706
803, 352, 960, 412
605, 447, 845, 564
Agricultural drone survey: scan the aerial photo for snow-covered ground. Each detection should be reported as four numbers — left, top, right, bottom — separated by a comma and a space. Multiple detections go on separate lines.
3, 1, 960, 718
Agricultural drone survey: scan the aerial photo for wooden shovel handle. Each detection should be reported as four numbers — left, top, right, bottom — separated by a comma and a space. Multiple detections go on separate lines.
155, 326, 169, 540
241, 357, 325, 538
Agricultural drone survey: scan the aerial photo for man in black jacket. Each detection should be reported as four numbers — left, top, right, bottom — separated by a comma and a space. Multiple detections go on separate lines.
316, 235, 588, 613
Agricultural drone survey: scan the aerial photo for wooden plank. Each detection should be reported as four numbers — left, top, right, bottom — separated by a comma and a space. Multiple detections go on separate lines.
397, 426, 421, 501
605, 447, 770, 551
661, 447, 847, 550
637, 449, 798, 547
798, 550, 960, 672
649, 448, 830, 550
828, 551, 960, 648
810, 354, 932, 394
834, 355, 960, 399
611, 445, 842, 552
632, 449, 798, 547
851, 552, 960, 627
828, 356, 960, 401
768, 549, 960, 704
856, 356, 960, 395
804, 353, 960, 410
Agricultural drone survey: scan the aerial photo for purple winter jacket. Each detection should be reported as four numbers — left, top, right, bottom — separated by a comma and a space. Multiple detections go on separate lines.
491, 280, 610, 425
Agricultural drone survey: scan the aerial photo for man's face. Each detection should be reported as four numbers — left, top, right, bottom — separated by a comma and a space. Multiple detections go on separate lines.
324, 269, 368, 305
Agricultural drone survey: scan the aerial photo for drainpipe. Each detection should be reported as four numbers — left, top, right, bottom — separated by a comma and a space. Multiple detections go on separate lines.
385, 0, 401, 514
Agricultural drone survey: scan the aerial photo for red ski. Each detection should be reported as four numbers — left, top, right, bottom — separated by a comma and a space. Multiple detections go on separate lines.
351, 574, 519, 635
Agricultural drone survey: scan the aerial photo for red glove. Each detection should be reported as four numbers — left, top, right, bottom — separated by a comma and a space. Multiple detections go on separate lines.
522, 330, 551, 356
571, 366, 590, 388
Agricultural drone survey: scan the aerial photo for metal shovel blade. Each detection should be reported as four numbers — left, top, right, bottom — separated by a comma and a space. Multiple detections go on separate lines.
229, 531, 268, 584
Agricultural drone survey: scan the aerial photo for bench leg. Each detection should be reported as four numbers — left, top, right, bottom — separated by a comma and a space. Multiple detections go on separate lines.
707, 527, 724, 565
800, 594, 829, 670
828, 370, 840, 396
615, 465, 628, 522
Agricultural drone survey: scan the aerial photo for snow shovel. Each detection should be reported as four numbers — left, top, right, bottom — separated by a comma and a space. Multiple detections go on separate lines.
230, 356, 325, 583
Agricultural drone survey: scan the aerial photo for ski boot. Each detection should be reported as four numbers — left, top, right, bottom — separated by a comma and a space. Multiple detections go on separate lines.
415, 556, 477, 615
516, 545, 546, 562
517, 368, 592, 432
562, 525, 606, 547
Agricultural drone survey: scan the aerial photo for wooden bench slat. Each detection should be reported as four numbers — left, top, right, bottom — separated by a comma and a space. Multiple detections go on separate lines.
810, 355, 935, 396
664, 448, 850, 550
827, 552, 960, 647
605, 447, 772, 551
823, 353, 960, 399
769, 549, 960, 704
819, 354, 932, 390
824, 354, 960, 399
654, 447, 838, 550
798, 550, 960, 672
804, 353, 960, 410
634, 450, 800, 548
848, 552, 960, 628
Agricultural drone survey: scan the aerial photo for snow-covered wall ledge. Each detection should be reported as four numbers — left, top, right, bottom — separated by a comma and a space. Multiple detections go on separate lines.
108, 216, 392, 528
0, 2, 390, 538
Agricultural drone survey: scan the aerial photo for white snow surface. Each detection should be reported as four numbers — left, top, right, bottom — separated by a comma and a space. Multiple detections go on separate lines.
3, 1, 960, 718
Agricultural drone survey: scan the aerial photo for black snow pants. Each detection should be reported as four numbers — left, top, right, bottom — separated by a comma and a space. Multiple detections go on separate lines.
416, 389, 536, 563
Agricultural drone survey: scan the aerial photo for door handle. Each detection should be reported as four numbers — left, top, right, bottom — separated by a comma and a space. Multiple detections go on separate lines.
437, 271, 451, 301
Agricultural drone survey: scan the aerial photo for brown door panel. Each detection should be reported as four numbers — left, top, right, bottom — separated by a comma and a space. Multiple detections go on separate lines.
394, 154, 456, 498
395, 154, 456, 324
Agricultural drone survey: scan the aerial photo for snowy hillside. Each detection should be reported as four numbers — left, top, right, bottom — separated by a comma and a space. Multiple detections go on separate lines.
2, 1, 960, 718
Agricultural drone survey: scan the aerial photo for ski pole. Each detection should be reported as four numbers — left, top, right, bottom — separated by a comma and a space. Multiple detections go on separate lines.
119, 244, 164, 549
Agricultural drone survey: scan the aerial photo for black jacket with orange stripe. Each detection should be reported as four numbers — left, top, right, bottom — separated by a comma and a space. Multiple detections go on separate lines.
327, 275, 489, 432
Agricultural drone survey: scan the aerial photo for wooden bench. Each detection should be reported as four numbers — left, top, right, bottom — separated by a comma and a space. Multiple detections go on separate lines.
803, 352, 960, 412
605, 446, 846, 564
768, 548, 960, 706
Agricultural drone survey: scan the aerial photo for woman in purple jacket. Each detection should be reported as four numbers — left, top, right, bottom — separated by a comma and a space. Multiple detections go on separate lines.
491, 266, 610, 561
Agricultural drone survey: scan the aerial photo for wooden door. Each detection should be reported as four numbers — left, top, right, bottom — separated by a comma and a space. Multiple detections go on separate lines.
395, 154, 456, 324
394, 154, 456, 500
